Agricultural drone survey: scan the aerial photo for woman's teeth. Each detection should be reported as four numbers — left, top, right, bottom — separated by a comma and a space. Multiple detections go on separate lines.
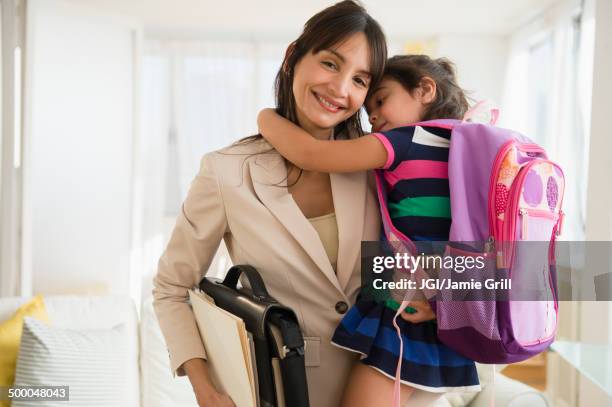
316, 94, 340, 111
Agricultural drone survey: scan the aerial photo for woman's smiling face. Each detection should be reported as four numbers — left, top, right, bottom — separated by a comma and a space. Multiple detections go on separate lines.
291, 32, 372, 138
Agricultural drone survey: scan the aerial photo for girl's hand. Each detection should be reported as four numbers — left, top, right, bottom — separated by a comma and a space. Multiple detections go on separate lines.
400, 301, 436, 323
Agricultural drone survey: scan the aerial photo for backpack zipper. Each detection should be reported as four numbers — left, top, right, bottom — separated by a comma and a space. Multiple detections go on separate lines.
488, 141, 547, 241
519, 208, 559, 240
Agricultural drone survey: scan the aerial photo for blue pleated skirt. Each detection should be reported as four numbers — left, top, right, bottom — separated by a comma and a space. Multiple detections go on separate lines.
331, 299, 481, 393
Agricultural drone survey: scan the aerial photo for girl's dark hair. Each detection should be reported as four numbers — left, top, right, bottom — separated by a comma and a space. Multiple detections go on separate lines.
240, 0, 387, 144
382, 54, 469, 120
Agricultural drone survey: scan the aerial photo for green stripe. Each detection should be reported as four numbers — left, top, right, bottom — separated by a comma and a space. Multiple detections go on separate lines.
383, 299, 418, 314
388, 196, 451, 219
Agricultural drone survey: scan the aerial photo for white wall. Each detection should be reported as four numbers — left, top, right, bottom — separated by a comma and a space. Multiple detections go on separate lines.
0, 0, 23, 297
24, 0, 138, 295
584, 2, 612, 242
579, 0, 612, 404
386, 34, 508, 110
435, 35, 508, 104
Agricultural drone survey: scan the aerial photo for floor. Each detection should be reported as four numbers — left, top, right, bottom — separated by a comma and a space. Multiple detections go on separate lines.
501, 352, 547, 391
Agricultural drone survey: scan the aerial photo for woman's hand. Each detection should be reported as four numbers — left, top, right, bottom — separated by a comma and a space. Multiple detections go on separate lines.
183, 358, 236, 407
400, 301, 436, 323
196, 389, 235, 407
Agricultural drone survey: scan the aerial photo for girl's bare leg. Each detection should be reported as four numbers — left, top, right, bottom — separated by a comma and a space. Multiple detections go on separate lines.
340, 363, 415, 407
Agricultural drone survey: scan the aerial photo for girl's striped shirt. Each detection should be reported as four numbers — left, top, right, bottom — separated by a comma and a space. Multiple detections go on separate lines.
372, 125, 452, 242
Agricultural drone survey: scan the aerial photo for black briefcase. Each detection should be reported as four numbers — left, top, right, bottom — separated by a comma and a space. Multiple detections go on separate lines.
198, 265, 310, 407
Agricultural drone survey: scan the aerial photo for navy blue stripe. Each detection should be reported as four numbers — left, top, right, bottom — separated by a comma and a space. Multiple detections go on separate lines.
332, 327, 375, 355
420, 126, 452, 139
385, 126, 417, 136
362, 348, 479, 388
409, 240, 449, 255
389, 179, 450, 200
391, 216, 451, 240
332, 323, 474, 367
379, 327, 474, 366
379, 127, 415, 170
382, 127, 451, 170
336, 316, 440, 346
410, 235, 450, 242
338, 301, 441, 345
408, 142, 450, 162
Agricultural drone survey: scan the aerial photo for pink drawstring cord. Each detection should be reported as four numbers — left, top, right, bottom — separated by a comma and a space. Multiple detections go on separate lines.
392, 299, 411, 407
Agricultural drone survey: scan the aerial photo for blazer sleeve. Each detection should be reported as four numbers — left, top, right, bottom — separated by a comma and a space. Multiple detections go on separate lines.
152, 152, 229, 377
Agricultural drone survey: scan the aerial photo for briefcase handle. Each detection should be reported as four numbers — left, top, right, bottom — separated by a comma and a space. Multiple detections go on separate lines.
222, 265, 273, 301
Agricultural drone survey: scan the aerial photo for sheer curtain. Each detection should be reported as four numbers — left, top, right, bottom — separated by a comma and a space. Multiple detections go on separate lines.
499, 4, 597, 404
499, 0, 586, 242
138, 39, 287, 294
144, 40, 285, 214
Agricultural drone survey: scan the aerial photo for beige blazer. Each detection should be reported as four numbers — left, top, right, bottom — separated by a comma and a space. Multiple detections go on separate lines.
153, 139, 381, 407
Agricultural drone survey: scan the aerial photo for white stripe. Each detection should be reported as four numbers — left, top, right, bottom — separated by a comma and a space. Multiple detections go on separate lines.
412, 126, 450, 148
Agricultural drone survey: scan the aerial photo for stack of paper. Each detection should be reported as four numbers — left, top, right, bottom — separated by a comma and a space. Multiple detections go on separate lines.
189, 289, 258, 407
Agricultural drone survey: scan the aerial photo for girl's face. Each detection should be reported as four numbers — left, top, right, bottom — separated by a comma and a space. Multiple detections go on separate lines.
292, 32, 372, 139
366, 77, 426, 133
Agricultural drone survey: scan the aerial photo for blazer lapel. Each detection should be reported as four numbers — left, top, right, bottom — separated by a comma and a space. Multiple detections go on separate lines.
249, 153, 343, 294
331, 171, 367, 292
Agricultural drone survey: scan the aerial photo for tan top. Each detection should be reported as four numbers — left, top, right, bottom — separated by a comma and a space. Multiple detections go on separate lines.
308, 212, 339, 272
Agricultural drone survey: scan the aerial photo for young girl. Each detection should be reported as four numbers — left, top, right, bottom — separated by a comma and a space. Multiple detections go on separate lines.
257, 55, 481, 406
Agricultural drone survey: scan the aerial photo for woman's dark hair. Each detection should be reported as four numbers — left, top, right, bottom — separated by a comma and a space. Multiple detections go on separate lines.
240, 0, 387, 144
275, 0, 387, 139
382, 54, 469, 120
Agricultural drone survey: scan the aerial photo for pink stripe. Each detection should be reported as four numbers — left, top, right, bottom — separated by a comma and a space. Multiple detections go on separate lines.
372, 133, 395, 169
384, 160, 448, 188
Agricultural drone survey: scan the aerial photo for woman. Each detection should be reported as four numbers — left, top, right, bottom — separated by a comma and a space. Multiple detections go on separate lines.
153, 1, 387, 406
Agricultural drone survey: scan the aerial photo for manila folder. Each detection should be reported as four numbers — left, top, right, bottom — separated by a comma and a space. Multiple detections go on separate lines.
189, 289, 256, 407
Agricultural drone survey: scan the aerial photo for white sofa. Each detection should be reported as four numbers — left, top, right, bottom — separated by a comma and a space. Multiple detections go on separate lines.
0, 296, 550, 407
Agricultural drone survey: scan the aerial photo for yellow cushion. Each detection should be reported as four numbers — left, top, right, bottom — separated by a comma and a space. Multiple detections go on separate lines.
0, 295, 49, 405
